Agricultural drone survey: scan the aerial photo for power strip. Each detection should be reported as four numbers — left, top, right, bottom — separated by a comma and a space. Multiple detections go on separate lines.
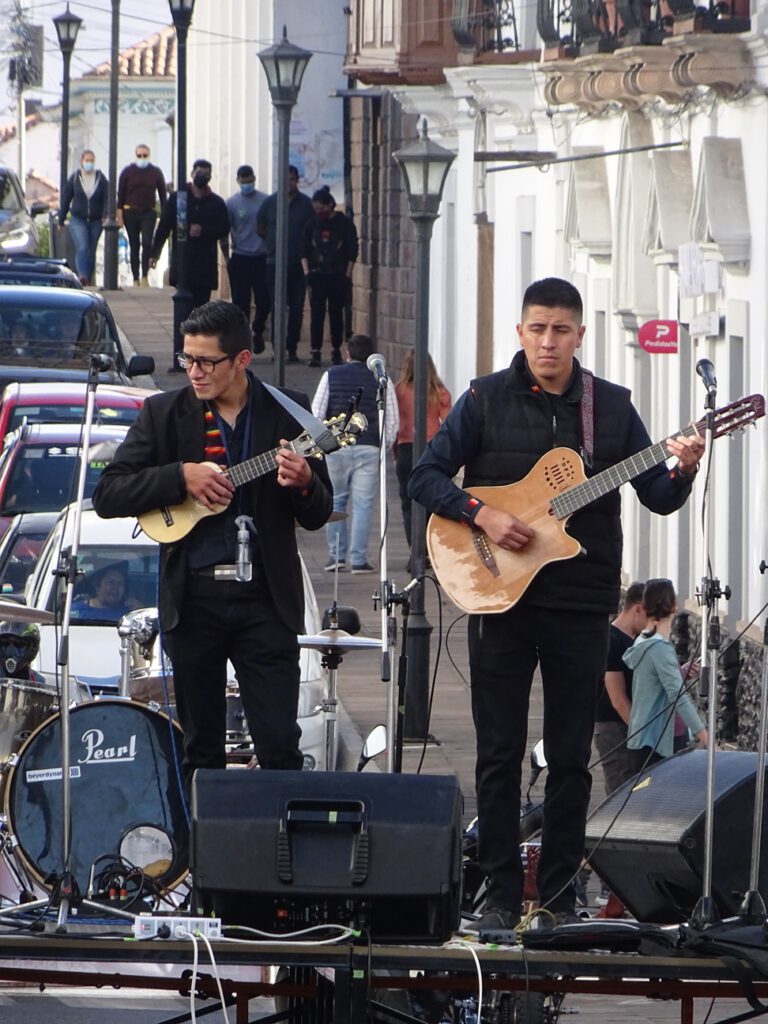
133, 914, 222, 940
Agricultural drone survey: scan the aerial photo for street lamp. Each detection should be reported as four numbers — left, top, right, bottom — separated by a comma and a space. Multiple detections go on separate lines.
102, 0, 120, 290
168, 0, 196, 365
393, 119, 455, 739
258, 26, 312, 387
53, 3, 82, 212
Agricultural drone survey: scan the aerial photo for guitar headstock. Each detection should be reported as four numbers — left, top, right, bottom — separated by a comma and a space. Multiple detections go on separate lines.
708, 395, 765, 440
290, 412, 369, 460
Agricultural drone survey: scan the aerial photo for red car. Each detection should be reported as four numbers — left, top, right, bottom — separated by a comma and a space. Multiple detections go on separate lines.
0, 421, 130, 540
0, 381, 156, 438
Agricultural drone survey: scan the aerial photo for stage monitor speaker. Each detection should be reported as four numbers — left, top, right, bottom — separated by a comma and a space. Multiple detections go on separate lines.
191, 769, 463, 944
586, 749, 768, 922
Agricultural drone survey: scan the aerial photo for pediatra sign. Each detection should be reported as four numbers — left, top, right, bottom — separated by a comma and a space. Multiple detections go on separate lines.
639, 319, 679, 354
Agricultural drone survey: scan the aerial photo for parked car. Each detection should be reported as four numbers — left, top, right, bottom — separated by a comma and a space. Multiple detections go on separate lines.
0, 165, 47, 256
0, 254, 81, 288
0, 421, 129, 540
0, 511, 58, 600
25, 506, 334, 770
0, 381, 157, 439
0, 285, 154, 391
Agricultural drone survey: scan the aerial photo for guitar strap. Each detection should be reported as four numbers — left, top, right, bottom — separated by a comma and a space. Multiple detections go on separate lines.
580, 369, 594, 469
262, 382, 341, 454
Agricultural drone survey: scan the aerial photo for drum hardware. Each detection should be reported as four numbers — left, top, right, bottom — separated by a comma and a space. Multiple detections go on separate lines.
298, 628, 381, 773
0, 600, 56, 625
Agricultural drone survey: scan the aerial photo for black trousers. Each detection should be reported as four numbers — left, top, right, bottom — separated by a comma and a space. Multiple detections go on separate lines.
395, 442, 413, 547
123, 208, 157, 280
171, 284, 212, 357
308, 272, 348, 354
262, 263, 307, 354
468, 605, 609, 913
228, 253, 269, 335
162, 573, 303, 784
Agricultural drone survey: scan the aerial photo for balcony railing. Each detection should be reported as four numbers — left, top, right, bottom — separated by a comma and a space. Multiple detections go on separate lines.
451, 0, 520, 54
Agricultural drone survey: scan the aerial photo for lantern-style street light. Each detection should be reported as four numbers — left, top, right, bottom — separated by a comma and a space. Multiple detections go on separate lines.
54, 3, 83, 207
393, 119, 455, 739
258, 27, 312, 387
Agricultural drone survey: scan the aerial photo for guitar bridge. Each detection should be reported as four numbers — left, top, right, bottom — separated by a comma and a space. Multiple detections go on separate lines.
473, 531, 500, 577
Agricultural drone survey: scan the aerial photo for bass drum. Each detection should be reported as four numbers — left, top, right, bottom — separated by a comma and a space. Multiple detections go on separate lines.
4, 700, 188, 896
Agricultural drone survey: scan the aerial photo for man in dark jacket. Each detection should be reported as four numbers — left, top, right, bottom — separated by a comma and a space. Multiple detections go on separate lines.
150, 159, 230, 371
92, 300, 333, 783
409, 277, 704, 932
117, 143, 167, 287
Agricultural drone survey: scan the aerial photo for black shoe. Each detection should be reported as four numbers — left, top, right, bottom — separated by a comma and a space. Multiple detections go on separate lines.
536, 908, 584, 929
331, 349, 343, 365
286, 351, 299, 364
465, 907, 521, 934
308, 351, 321, 368
252, 331, 266, 355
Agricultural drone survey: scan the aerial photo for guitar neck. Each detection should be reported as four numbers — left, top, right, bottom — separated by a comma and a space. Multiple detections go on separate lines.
551, 423, 700, 520
227, 447, 281, 487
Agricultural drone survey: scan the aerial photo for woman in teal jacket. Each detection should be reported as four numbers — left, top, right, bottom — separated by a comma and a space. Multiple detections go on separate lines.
624, 578, 708, 771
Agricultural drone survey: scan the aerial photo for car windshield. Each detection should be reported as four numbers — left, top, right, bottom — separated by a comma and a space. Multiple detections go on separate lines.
8, 403, 140, 431
0, 530, 49, 596
54, 544, 158, 625
1, 445, 110, 515
0, 172, 23, 215
0, 303, 118, 368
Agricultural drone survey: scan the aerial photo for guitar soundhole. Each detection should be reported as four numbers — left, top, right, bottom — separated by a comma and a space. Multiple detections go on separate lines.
543, 458, 576, 493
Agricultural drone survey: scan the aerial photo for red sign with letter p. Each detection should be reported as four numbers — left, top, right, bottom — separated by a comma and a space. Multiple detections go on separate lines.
638, 320, 678, 354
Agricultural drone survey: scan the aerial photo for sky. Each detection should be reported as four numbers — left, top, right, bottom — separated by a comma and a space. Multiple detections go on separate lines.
1, 0, 169, 120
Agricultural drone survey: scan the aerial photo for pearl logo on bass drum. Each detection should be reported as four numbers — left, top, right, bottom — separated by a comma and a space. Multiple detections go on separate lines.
78, 728, 138, 765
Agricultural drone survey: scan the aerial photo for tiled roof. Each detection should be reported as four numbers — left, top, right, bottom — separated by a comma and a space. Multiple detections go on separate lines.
85, 25, 176, 78
0, 111, 43, 145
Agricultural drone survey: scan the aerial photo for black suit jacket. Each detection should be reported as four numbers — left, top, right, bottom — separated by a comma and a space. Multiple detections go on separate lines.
92, 376, 333, 633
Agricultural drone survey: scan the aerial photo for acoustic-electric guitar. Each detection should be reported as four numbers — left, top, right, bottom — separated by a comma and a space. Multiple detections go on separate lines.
427, 395, 765, 615
138, 411, 367, 543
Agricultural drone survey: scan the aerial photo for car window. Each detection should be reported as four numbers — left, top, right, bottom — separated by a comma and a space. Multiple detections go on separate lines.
0, 303, 118, 368
53, 544, 158, 624
8, 403, 140, 431
0, 530, 48, 595
1, 445, 108, 514
0, 172, 23, 214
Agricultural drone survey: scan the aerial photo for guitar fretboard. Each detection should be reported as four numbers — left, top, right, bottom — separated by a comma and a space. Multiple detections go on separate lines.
226, 446, 283, 488
550, 422, 701, 520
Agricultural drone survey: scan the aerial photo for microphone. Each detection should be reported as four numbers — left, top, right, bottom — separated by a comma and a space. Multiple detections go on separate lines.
696, 358, 717, 395
366, 352, 388, 387
90, 353, 114, 372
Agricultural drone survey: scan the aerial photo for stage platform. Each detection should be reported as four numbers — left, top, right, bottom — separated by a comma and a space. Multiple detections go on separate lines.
0, 926, 765, 1024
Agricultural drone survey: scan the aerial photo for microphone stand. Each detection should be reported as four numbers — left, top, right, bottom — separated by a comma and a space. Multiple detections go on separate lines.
690, 378, 730, 930
0, 355, 136, 928
738, 559, 768, 923
371, 375, 396, 772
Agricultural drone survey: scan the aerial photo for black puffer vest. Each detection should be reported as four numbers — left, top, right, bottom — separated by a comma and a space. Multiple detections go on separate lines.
465, 351, 635, 613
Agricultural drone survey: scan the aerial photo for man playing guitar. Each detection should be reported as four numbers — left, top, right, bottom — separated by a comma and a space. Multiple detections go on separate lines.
409, 277, 704, 932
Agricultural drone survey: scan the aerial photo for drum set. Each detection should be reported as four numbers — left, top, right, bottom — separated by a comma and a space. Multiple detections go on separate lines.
0, 597, 382, 920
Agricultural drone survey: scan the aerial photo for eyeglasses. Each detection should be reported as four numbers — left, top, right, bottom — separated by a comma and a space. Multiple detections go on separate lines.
177, 353, 234, 373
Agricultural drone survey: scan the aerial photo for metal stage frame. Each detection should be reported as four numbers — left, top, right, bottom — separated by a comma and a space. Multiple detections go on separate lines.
0, 932, 766, 1024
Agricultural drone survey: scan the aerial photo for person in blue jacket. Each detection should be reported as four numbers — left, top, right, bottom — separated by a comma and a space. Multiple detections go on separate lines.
624, 577, 708, 771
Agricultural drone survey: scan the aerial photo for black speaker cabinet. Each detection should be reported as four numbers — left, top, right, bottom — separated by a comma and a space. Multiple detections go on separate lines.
191, 770, 463, 943
586, 749, 768, 922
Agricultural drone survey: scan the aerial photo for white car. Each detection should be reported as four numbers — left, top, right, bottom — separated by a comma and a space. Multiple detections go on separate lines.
25, 505, 333, 771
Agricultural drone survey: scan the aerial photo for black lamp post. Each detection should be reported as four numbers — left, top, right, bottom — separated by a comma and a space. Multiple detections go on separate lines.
168, 0, 196, 364
258, 27, 312, 387
102, 0, 120, 290
393, 119, 455, 738
53, 3, 82, 211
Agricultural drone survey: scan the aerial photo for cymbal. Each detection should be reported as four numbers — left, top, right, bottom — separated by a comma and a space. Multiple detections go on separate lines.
0, 599, 56, 625
298, 628, 380, 654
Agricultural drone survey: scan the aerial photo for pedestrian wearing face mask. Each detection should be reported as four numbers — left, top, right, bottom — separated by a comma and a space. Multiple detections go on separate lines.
117, 144, 167, 287
57, 149, 109, 287
150, 159, 230, 371
301, 186, 359, 368
221, 165, 269, 354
